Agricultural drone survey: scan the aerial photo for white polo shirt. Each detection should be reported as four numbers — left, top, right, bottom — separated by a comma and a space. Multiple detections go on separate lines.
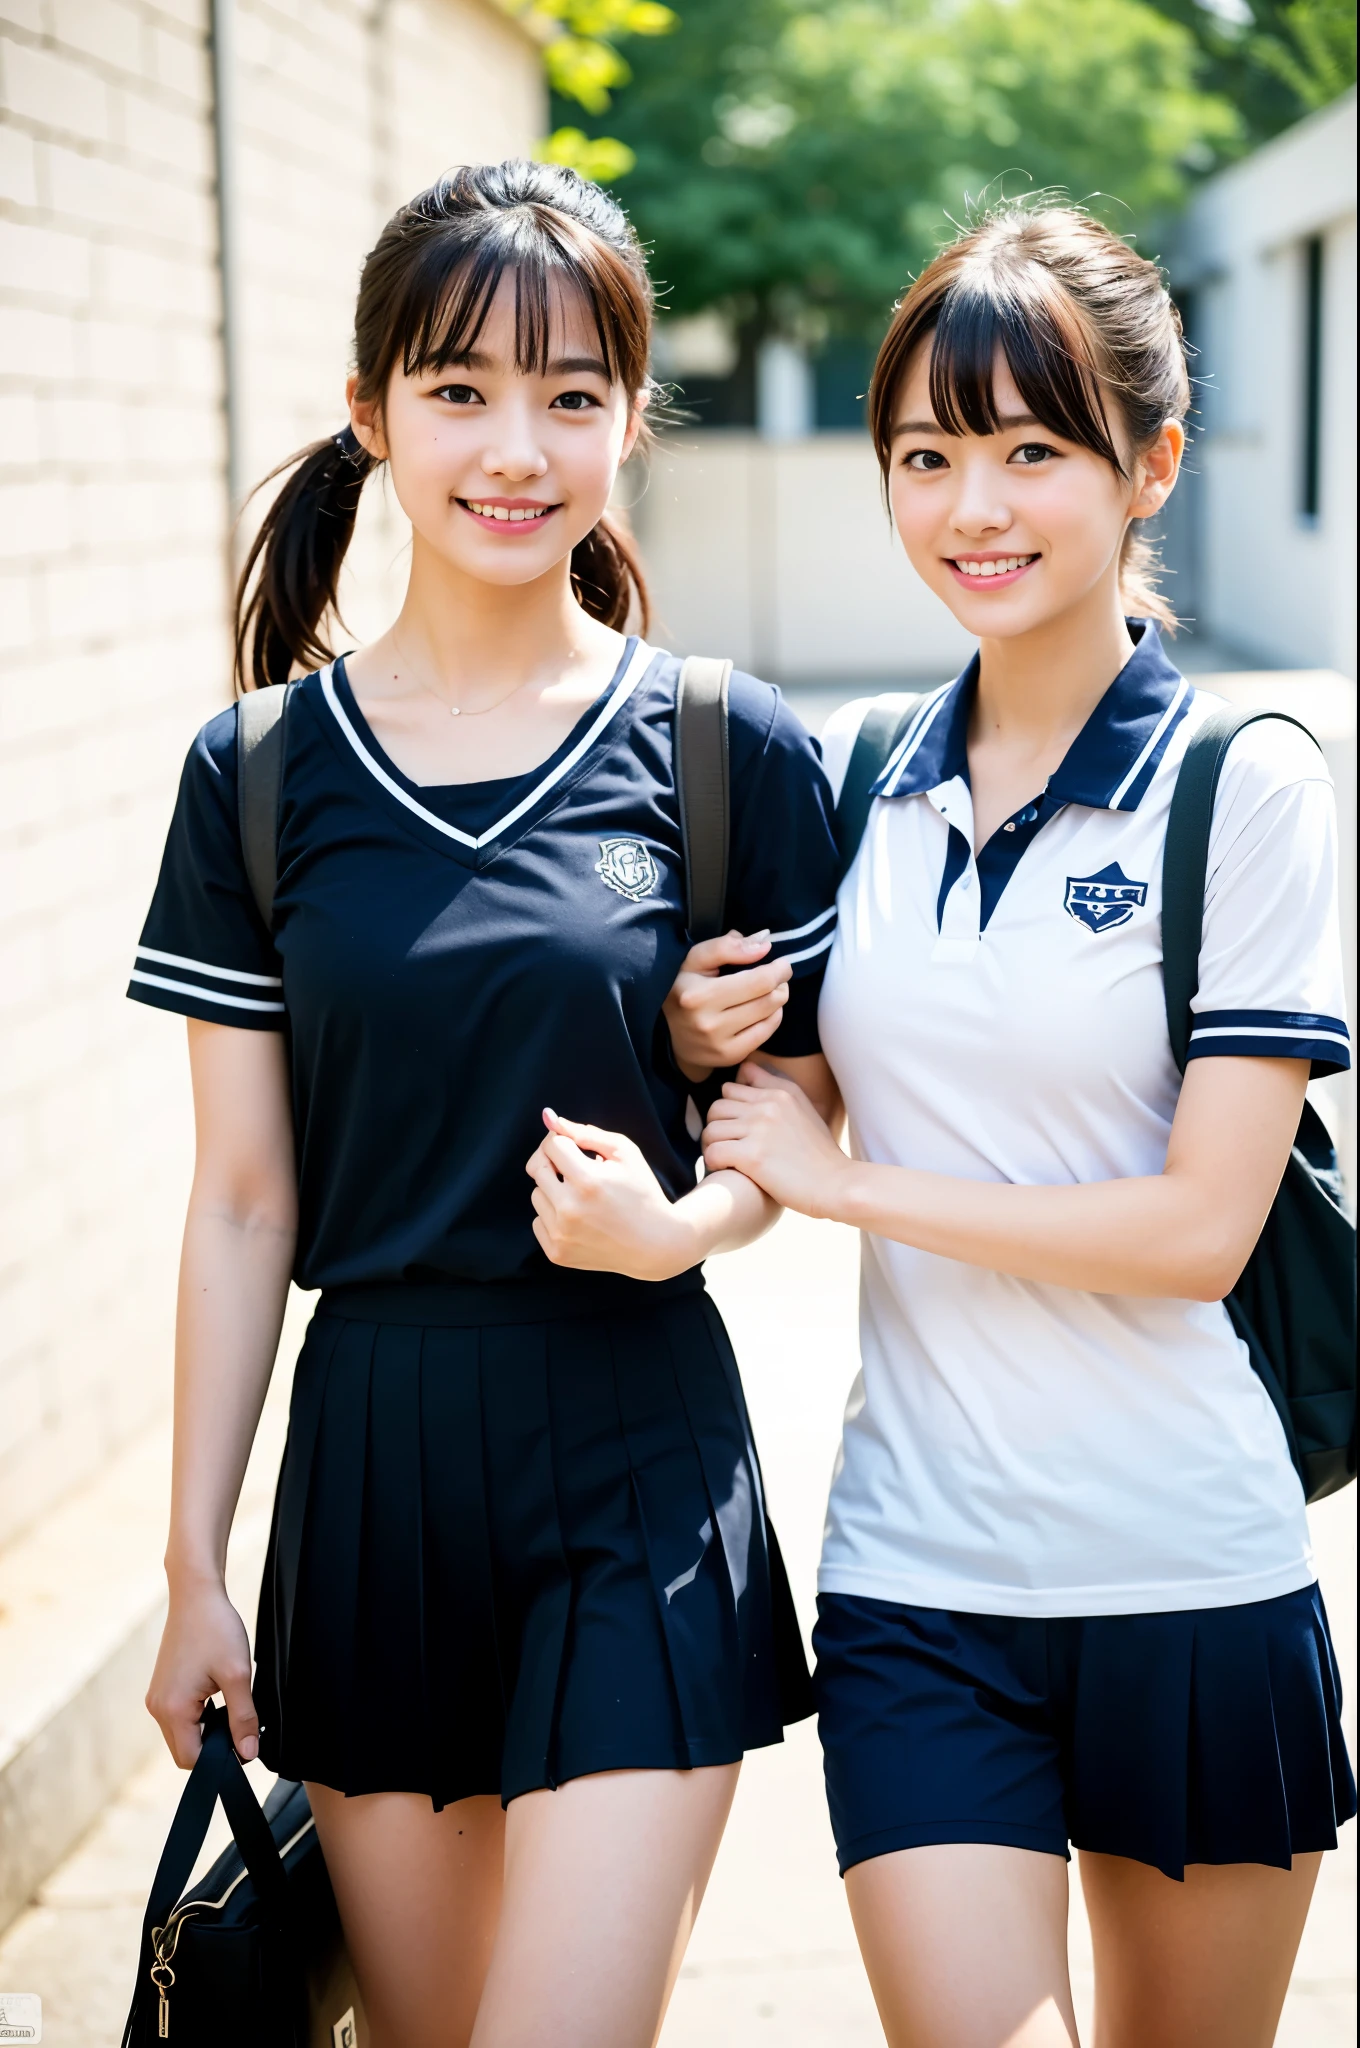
816, 622, 1350, 1618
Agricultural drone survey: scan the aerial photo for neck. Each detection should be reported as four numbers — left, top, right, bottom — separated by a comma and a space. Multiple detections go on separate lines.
390, 533, 610, 692
972, 572, 1137, 750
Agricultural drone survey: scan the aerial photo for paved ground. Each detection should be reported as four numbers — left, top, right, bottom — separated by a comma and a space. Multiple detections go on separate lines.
0, 1210, 1353, 2045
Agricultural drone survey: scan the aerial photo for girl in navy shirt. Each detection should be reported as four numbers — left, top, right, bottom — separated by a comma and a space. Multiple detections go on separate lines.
130, 161, 838, 2048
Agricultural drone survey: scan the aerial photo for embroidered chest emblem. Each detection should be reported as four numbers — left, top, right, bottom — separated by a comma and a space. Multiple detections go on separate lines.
1064, 862, 1148, 934
596, 837, 659, 902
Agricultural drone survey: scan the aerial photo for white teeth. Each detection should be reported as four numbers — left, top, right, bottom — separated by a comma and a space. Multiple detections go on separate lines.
957, 555, 1033, 576
466, 501, 548, 521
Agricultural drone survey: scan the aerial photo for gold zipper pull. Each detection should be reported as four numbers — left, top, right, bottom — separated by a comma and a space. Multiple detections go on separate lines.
150, 1941, 176, 2038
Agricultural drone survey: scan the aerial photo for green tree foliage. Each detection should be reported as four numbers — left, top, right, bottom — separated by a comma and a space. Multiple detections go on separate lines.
555, 0, 1242, 336
499, 0, 677, 179
1142, 1, 1356, 147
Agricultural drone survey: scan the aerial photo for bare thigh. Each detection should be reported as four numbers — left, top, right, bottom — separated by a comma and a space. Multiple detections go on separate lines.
1080, 1848, 1322, 2048
470, 1763, 740, 2048
306, 1780, 505, 2048
845, 1843, 1079, 2048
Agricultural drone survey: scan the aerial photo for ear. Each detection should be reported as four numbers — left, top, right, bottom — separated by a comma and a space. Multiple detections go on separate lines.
1128, 419, 1184, 522
348, 371, 389, 463
619, 385, 649, 466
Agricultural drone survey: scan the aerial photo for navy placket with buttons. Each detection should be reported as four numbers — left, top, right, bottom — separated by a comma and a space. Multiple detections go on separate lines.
870, 622, 1194, 963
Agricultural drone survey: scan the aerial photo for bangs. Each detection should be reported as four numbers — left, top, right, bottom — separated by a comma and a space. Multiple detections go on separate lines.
396, 208, 641, 386
925, 271, 1124, 472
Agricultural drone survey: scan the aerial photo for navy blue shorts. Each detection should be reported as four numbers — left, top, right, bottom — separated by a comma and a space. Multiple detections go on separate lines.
814, 1586, 1356, 1881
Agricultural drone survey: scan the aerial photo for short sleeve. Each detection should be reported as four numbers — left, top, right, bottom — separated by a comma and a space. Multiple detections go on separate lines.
126, 706, 286, 1030
725, 675, 841, 1057
1187, 719, 1350, 1077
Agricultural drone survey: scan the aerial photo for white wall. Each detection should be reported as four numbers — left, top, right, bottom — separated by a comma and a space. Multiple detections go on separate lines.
1173, 91, 1356, 675
630, 432, 974, 683
0, 0, 542, 1550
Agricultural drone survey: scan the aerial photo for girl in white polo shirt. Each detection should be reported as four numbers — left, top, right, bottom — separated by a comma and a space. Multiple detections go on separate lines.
699, 204, 1354, 2048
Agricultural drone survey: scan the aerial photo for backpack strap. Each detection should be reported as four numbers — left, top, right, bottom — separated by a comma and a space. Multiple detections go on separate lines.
834, 694, 924, 883
676, 656, 732, 941
236, 680, 293, 931
1161, 704, 1323, 1074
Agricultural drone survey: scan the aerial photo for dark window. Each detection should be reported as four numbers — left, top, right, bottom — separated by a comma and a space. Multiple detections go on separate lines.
1301, 235, 1324, 521
814, 338, 874, 431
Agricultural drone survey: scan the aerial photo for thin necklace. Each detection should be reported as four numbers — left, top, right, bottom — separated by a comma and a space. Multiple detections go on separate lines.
390, 631, 541, 718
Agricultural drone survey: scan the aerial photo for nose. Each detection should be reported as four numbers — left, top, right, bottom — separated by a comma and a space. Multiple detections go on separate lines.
480, 397, 549, 485
949, 454, 1013, 540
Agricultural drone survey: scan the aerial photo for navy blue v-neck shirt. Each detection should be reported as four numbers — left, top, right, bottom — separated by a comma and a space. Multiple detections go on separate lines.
129, 639, 840, 1290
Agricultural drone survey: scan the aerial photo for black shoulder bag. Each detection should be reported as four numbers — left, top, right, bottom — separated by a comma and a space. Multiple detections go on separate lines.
1162, 706, 1356, 1502
122, 1703, 364, 2047
835, 696, 1356, 1503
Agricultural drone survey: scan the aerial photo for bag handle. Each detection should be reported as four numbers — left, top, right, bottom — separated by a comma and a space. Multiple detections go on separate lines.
676, 656, 732, 941
237, 681, 293, 932
138, 1704, 292, 1940
1161, 706, 1322, 1075
834, 695, 924, 883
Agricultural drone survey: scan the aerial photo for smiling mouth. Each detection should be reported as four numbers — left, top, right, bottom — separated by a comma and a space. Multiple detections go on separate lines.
947, 553, 1040, 582
458, 498, 559, 526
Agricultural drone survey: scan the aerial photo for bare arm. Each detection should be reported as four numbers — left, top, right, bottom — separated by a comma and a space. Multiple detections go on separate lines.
703, 1056, 1308, 1301
145, 1019, 297, 1766
527, 1109, 780, 1278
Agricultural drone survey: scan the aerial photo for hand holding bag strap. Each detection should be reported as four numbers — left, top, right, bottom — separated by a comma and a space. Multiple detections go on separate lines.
834, 696, 923, 883
236, 681, 293, 932
125, 1707, 294, 2046
1161, 704, 1322, 1072
139, 1707, 291, 1939
675, 656, 732, 942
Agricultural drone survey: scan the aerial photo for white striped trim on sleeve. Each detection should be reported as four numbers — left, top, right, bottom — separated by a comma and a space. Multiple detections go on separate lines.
767, 904, 837, 967
129, 947, 286, 1014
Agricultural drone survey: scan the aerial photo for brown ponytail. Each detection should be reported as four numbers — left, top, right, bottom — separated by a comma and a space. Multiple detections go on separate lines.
233, 161, 655, 693
869, 202, 1190, 631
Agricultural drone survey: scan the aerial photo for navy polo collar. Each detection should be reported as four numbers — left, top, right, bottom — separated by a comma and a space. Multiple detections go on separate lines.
874, 619, 1193, 814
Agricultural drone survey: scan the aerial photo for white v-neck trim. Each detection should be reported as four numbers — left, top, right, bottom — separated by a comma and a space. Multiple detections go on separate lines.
319, 640, 656, 851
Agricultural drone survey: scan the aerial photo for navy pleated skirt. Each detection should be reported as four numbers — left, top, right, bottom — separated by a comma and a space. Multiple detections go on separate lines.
253, 1273, 812, 1808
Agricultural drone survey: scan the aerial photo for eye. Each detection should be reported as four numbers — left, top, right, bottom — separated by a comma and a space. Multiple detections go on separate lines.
433, 383, 482, 406
1009, 441, 1059, 466
902, 448, 949, 472
550, 389, 602, 412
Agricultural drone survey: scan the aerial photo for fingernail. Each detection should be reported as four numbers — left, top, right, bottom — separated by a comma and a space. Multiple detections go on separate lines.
748, 929, 771, 942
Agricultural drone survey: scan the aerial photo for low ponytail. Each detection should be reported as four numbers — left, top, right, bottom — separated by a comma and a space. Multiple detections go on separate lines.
234, 426, 376, 694
1118, 524, 1177, 634
570, 512, 650, 632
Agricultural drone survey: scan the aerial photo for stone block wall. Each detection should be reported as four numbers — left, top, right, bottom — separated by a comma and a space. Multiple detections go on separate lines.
0, 0, 542, 1549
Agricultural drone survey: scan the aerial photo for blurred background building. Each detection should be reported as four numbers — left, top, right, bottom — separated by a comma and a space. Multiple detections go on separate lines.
1, 1, 1355, 2035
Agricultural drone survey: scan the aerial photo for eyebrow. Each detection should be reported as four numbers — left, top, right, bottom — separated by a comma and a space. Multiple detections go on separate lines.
891, 411, 1043, 438
439, 349, 612, 380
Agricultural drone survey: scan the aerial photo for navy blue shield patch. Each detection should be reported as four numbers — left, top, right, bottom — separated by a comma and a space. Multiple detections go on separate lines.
1064, 863, 1148, 934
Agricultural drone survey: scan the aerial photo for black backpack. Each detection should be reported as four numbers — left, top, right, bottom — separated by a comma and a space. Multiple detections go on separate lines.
235, 655, 735, 937
835, 695, 1356, 1503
